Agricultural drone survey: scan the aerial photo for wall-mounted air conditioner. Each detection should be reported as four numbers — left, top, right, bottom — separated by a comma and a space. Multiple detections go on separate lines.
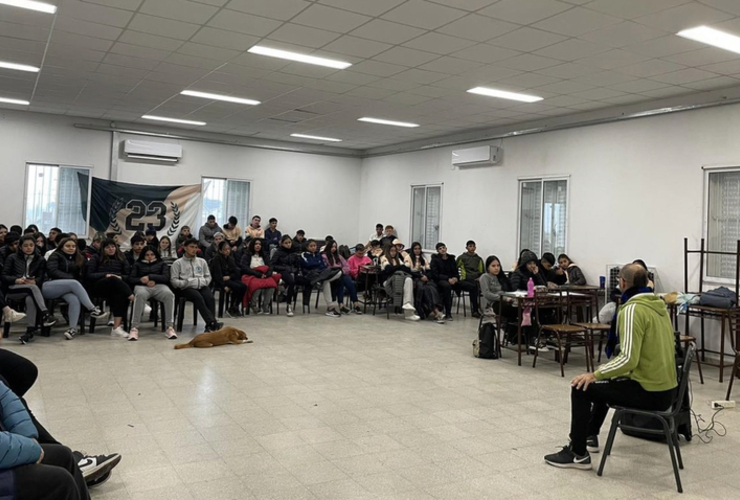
451, 145, 501, 168
124, 139, 182, 163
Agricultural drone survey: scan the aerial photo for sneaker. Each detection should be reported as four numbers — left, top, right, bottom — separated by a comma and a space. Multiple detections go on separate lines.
74, 451, 122, 482
405, 314, 421, 321
325, 309, 341, 318
165, 327, 178, 340
402, 302, 415, 311
64, 328, 77, 340
472, 311, 482, 319
354, 307, 363, 315
143, 304, 152, 316
205, 321, 224, 332
446, 314, 453, 322
224, 308, 235, 318
89, 307, 108, 320
286, 305, 294, 317
107, 318, 114, 327
250, 305, 259, 316
262, 308, 271, 316
586, 435, 599, 454
4, 309, 25, 323
528, 340, 550, 353
340, 305, 351, 314
111, 326, 128, 339
544, 445, 591, 470
86, 470, 111, 488
128, 328, 139, 341
42, 312, 57, 328
19, 332, 35, 344
435, 313, 446, 324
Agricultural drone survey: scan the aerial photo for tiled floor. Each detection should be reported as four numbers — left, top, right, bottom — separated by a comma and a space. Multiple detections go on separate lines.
4, 309, 739, 500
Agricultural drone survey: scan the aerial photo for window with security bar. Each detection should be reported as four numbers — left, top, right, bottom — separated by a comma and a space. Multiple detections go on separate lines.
24, 164, 90, 235
518, 178, 568, 257
707, 170, 740, 279
411, 184, 442, 251
201, 177, 251, 228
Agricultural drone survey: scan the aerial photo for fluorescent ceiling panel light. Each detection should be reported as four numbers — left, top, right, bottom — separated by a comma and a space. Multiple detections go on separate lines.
0, 61, 39, 72
677, 26, 740, 55
142, 115, 206, 126
358, 117, 419, 128
248, 45, 351, 69
0, 97, 30, 105
467, 87, 543, 103
180, 90, 260, 106
0, 0, 57, 14
290, 133, 342, 142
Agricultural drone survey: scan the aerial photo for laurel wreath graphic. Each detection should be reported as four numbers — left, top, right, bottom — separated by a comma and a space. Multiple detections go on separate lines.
167, 202, 181, 237
109, 198, 124, 233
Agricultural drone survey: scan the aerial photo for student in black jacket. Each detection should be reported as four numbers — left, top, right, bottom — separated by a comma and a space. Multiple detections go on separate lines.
271, 235, 310, 316
430, 242, 460, 320
87, 239, 134, 339
541, 252, 567, 286
510, 250, 548, 291
209, 241, 246, 318
43, 238, 107, 340
124, 234, 145, 266
380, 245, 419, 321
0, 231, 20, 268
127, 246, 176, 341
2, 235, 57, 344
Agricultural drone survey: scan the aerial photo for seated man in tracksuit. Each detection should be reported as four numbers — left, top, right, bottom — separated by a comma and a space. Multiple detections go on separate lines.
544, 264, 677, 469
170, 238, 223, 332
0, 380, 89, 500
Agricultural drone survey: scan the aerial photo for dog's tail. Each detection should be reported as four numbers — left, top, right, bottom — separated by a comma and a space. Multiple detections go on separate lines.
174, 342, 193, 350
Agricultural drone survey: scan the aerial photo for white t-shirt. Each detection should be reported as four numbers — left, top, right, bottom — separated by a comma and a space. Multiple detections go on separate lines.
250, 255, 265, 269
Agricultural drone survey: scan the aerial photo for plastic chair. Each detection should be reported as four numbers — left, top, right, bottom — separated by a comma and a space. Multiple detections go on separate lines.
597, 344, 696, 493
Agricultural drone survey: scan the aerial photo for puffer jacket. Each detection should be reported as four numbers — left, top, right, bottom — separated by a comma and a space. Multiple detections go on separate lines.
129, 259, 170, 287
1, 252, 46, 287
510, 250, 547, 290
0, 381, 42, 469
271, 247, 300, 275
86, 253, 131, 282
209, 254, 241, 287
430, 253, 459, 282
566, 264, 587, 286
47, 251, 84, 281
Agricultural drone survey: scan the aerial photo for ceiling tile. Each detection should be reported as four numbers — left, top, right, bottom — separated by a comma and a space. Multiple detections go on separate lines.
224, 0, 310, 21
586, 0, 690, 20
438, 14, 519, 42
532, 7, 622, 37
57, 0, 134, 27
345, 86, 398, 99
177, 41, 241, 61
417, 56, 482, 74
533, 80, 596, 94
403, 32, 476, 55
682, 75, 740, 90
392, 68, 450, 84
191, 27, 259, 51
497, 73, 562, 89
624, 35, 704, 58
572, 88, 626, 100
54, 16, 122, 40
382, 92, 433, 105
497, 54, 563, 71
572, 70, 637, 86
366, 77, 419, 91
701, 59, 740, 75
579, 21, 666, 48
129, 14, 200, 40
489, 27, 568, 52
575, 49, 652, 70
139, 0, 219, 24
267, 23, 342, 48
118, 31, 185, 52
291, 4, 371, 33
81, 0, 143, 10
534, 39, 611, 61
451, 43, 521, 64
662, 47, 740, 67
536, 62, 601, 78
381, 0, 467, 30
374, 47, 440, 67
318, 0, 405, 16
479, 0, 572, 25
350, 60, 408, 77
207, 10, 282, 37
633, 3, 734, 33
325, 71, 381, 86
698, 0, 740, 16
322, 36, 392, 58
110, 42, 171, 61
608, 79, 672, 93
52, 31, 114, 52
615, 59, 686, 77
350, 19, 426, 45
102, 53, 160, 71
650, 67, 720, 84
639, 86, 693, 98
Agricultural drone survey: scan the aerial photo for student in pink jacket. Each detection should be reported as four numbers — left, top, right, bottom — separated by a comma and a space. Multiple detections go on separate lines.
322, 241, 363, 315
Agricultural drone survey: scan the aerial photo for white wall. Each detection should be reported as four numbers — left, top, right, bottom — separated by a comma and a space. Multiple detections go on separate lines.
0, 110, 362, 244
359, 103, 740, 296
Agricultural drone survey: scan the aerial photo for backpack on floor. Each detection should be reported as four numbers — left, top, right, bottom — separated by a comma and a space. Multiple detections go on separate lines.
473, 322, 498, 359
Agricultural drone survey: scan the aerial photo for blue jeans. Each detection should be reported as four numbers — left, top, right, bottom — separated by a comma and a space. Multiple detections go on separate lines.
335, 274, 358, 304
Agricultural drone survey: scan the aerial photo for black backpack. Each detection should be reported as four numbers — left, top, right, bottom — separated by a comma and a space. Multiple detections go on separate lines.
473, 322, 499, 359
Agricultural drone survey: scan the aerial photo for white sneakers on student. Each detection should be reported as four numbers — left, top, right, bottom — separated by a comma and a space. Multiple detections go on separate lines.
402, 303, 415, 311
4, 309, 26, 323
111, 326, 129, 339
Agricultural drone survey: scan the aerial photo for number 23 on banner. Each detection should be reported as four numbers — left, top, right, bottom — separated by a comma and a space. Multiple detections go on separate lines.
125, 200, 167, 231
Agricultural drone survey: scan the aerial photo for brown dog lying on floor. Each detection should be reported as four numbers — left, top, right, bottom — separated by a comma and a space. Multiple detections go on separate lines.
174, 326, 252, 349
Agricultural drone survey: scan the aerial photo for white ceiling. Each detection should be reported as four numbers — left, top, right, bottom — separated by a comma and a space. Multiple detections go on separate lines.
3, 0, 740, 150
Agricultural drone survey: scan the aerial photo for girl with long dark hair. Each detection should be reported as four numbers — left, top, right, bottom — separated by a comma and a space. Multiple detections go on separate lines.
408, 242, 445, 323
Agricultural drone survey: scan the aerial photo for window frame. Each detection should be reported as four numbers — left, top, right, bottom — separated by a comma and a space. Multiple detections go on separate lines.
516, 174, 570, 258
23, 162, 93, 236
200, 176, 252, 228
702, 164, 740, 284
409, 182, 444, 252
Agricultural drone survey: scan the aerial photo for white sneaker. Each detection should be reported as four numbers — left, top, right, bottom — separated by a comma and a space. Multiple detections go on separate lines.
165, 327, 177, 340
405, 314, 421, 321
143, 304, 152, 315
286, 305, 294, 317
111, 326, 128, 339
4, 309, 26, 323
402, 302, 415, 311
107, 318, 114, 327
127, 328, 139, 341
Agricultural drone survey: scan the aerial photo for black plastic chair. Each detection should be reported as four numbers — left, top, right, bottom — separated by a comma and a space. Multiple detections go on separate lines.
174, 293, 199, 332
597, 343, 696, 493
2, 291, 51, 338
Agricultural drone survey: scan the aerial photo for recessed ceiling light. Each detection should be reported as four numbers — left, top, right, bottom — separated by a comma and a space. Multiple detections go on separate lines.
677, 26, 740, 55
0, 0, 57, 14
180, 90, 260, 106
467, 87, 543, 103
358, 117, 419, 128
290, 133, 342, 142
142, 115, 206, 126
248, 45, 351, 69
0, 61, 39, 73
0, 97, 30, 105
